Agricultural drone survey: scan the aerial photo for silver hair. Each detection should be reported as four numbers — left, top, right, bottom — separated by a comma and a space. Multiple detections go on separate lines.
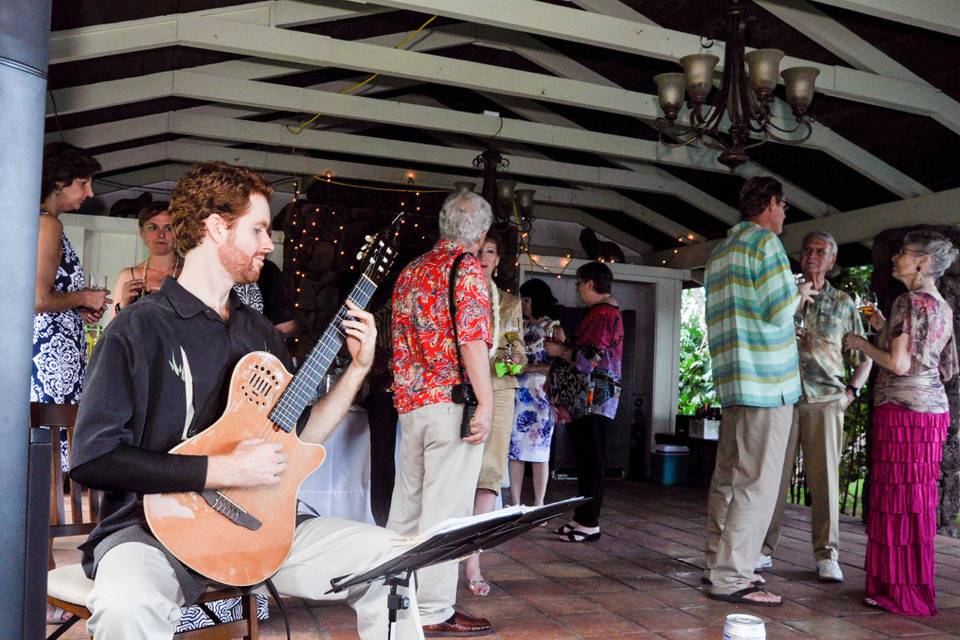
438, 191, 493, 245
802, 230, 838, 257
903, 230, 960, 280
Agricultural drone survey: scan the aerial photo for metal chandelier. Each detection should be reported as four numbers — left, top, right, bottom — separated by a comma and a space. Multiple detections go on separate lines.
653, 0, 820, 171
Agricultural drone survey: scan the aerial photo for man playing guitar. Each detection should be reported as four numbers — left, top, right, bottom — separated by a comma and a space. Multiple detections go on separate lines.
70, 162, 423, 640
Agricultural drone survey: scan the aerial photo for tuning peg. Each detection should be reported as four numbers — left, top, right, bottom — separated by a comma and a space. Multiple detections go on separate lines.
356, 251, 364, 260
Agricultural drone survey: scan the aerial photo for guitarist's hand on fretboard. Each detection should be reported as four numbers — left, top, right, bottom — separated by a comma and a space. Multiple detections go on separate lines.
340, 300, 377, 370
205, 438, 288, 490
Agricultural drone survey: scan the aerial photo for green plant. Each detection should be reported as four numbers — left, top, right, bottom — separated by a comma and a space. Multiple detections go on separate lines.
678, 288, 716, 415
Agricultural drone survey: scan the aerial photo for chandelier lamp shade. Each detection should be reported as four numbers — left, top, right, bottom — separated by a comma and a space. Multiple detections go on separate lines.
653, 0, 819, 171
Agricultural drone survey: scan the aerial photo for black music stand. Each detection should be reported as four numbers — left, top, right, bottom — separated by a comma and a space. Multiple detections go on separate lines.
327, 496, 590, 639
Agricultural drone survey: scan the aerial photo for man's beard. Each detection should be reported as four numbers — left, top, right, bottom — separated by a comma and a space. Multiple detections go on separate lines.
218, 237, 262, 285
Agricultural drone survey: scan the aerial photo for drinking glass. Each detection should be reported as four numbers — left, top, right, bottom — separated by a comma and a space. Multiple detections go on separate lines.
859, 292, 879, 336
86, 273, 109, 291
83, 273, 108, 356
794, 274, 806, 337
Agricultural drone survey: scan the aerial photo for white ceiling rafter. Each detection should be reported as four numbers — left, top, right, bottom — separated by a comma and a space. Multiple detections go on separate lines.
44, 1, 957, 263
49, 0, 392, 64
338, 0, 960, 134
72, 110, 704, 241
472, 28, 843, 217
50, 70, 734, 226
121, 140, 656, 254
497, 8, 929, 198
648, 187, 960, 269
808, 0, 960, 38
171, 17, 928, 199
49, 11, 927, 203
754, 0, 927, 83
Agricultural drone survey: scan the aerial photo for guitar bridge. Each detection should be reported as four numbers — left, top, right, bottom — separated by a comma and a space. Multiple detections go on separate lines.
201, 490, 262, 531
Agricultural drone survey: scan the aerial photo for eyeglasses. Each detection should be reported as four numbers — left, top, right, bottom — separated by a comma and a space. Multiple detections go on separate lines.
895, 247, 927, 257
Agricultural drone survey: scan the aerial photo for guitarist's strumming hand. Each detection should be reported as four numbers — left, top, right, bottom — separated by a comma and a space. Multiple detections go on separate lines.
205, 438, 288, 489
342, 300, 376, 371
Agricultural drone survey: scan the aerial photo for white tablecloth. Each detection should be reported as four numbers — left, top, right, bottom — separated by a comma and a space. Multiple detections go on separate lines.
297, 407, 376, 524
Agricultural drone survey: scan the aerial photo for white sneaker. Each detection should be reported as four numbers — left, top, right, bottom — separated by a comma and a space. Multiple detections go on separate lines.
755, 554, 773, 572
817, 559, 844, 582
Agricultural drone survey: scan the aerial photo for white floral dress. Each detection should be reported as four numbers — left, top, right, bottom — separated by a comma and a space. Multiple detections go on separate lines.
31, 227, 86, 404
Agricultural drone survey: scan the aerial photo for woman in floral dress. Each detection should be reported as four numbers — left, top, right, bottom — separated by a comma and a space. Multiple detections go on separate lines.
35, 143, 109, 625
33, 143, 109, 405
509, 278, 564, 507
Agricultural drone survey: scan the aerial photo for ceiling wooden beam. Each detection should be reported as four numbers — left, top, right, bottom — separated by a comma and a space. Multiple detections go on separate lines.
96, 140, 686, 247
340, 0, 960, 133
647, 187, 960, 269
808, 0, 960, 37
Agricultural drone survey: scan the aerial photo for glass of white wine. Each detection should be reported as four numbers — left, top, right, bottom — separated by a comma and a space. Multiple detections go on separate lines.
859, 292, 879, 337
794, 274, 807, 337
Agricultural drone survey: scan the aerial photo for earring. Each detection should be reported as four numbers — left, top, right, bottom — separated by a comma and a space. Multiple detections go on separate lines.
917, 266, 922, 273
493, 266, 499, 278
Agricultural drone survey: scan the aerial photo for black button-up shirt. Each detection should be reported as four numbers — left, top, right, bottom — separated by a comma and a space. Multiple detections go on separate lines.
71, 277, 291, 582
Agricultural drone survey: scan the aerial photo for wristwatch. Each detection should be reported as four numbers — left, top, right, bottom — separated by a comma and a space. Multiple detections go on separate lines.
845, 384, 861, 398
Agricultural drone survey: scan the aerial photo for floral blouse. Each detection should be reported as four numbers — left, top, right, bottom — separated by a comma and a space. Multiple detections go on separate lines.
874, 291, 958, 413
555, 303, 624, 422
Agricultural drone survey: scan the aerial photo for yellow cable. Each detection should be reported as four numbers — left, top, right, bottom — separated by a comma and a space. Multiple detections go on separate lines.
288, 15, 439, 135
313, 175, 448, 193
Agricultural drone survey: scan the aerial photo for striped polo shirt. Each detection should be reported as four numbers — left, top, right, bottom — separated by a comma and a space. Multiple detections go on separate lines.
704, 221, 801, 408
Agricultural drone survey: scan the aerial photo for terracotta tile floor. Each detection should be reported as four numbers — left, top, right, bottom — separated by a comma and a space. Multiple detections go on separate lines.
48, 479, 960, 639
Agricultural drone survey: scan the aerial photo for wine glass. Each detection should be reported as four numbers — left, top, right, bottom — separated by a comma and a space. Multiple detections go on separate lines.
794, 274, 807, 337
859, 292, 879, 337
86, 273, 109, 292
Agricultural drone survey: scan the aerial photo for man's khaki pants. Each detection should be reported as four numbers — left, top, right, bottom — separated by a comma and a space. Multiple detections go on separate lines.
86, 518, 424, 640
387, 402, 483, 625
762, 397, 846, 562
476, 388, 516, 494
705, 404, 792, 595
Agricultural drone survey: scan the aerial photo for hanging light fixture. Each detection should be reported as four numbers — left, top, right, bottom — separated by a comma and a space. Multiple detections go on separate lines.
653, 0, 819, 171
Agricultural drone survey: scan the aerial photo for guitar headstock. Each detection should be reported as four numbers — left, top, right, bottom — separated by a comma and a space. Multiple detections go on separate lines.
355, 214, 404, 285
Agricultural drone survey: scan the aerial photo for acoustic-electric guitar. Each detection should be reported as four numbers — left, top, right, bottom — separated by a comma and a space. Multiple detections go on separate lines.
144, 223, 399, 586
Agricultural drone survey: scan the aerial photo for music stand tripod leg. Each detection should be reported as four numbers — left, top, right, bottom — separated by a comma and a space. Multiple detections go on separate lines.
385, 570, 412, 640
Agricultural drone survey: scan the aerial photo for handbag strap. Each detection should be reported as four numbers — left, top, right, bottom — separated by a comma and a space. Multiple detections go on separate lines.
448, 253, 470, 384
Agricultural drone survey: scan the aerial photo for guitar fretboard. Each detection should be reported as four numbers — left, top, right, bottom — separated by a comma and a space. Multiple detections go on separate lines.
269, 274, 377, 431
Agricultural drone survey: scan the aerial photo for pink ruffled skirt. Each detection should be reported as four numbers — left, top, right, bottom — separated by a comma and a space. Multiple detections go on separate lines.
865, 403, 948, 617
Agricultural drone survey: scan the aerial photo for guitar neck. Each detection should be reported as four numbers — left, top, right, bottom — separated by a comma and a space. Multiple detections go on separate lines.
269, 274, 377, 431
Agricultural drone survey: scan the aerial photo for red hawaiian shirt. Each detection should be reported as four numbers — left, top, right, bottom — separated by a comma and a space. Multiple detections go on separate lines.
392, 240, 492, 414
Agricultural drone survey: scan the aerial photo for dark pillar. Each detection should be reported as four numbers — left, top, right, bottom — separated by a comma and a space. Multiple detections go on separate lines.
0, 1, 54, 637
872, 226, 960, 537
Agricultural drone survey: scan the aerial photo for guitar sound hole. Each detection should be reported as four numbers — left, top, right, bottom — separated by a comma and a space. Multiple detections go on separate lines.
245, 370, 279, 407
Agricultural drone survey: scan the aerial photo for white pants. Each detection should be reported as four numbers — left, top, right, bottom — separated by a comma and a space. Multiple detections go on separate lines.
86, 518, 424, 640
387, 402, 483, 625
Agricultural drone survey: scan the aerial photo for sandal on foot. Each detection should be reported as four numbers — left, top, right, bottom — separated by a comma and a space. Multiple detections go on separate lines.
559, 529, 601, 543
701, 573, 765, 587
556, 523, 576, 536
863, 597, 882, 609
708, 586, 782, 607
467, 579, 491, 597
46, 605, 72, 625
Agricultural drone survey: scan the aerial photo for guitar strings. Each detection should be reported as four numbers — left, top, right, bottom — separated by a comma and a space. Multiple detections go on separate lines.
219, 270, 379, 502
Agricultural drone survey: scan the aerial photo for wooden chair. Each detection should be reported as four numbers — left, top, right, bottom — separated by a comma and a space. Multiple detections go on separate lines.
33, 402, 261, 640
32, 403, 98, 542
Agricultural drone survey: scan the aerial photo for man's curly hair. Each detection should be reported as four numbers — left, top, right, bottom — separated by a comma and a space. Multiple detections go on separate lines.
169, 162, 273, 255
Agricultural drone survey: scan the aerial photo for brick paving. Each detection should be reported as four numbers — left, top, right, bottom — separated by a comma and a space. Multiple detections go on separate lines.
49, 479, 960, 638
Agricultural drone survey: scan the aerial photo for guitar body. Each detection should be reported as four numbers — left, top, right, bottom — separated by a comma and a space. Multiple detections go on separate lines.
144, 351, 326, 586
